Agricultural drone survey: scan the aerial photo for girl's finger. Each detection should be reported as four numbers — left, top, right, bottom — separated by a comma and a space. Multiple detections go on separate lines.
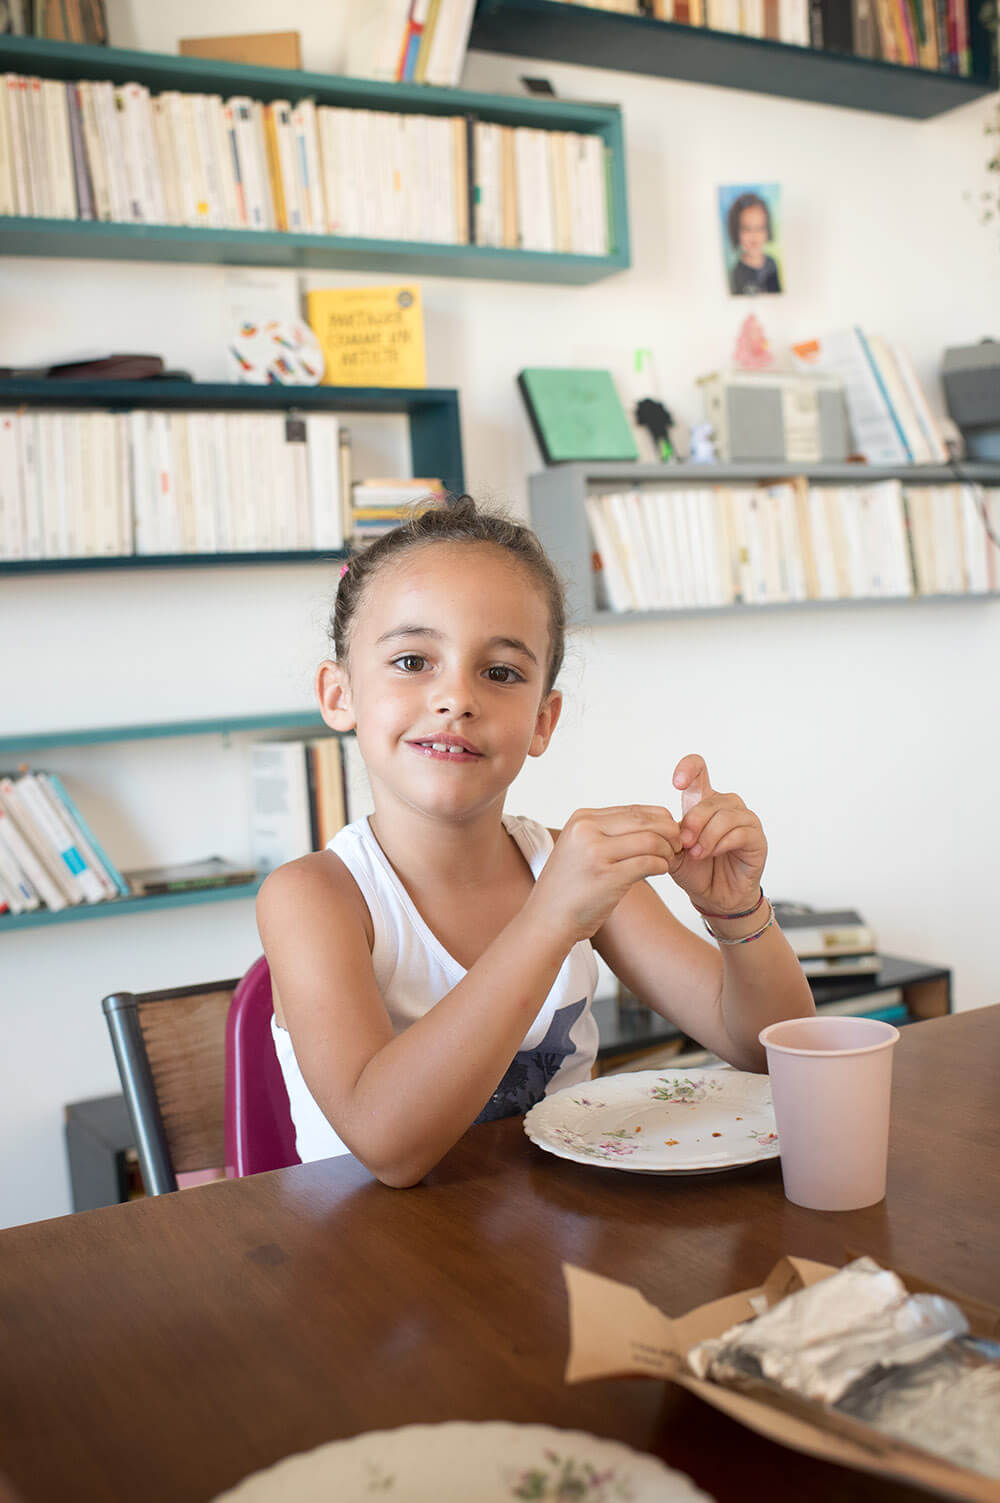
612, 854, 674, 887
595, 806, 682, 841
672, 754, 712, 803
685, 809, 761, 859
700, 825, 766, 862
604, 830, 683, 864
680, 792, 744, 846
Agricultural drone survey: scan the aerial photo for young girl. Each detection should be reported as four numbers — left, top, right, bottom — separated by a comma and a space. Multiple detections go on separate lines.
257, 497, 814, 1186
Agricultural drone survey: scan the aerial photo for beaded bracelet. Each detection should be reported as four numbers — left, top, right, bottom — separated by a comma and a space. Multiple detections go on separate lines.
692, 889, 764, 921
701, 898, 775, 946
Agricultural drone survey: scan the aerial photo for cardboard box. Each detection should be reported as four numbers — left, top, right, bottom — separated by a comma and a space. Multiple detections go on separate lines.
564, 1255, 1000, 1501
179, 32, 302, 71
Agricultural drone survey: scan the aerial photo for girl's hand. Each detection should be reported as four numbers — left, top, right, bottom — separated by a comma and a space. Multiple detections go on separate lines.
670, 755, 767, 914
530, 805, 684, 945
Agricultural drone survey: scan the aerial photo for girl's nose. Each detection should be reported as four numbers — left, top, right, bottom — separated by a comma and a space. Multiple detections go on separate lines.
431, 671, 478, 718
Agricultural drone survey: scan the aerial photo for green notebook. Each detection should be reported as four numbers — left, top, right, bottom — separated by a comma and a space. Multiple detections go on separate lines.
518, 368, 638, 464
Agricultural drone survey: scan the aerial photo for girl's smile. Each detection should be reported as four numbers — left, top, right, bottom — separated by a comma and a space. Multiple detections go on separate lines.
407, 734, 484, 762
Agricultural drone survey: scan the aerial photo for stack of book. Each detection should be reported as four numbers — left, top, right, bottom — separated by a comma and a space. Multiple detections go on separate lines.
550, 0, 973, 71
0, 767, 128, 916
586, 478, 999, 612
350, 478, 447, 541
0, 71, 612, 255
792, 328, 950, 467
249, 736, 369, 874
773, 904, 880, 979
0, 407, 350, 560
346, 0, 477, 87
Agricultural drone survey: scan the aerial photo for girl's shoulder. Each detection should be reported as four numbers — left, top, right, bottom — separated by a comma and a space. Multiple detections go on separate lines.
256, 845, 375, 950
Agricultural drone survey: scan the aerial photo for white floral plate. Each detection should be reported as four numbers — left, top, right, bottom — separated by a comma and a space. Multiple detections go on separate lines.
212, 1421, 713, 1501
523, 1068, 779, 1174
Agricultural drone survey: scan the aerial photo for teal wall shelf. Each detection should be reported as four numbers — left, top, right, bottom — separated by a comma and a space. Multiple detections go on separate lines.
0, 711, 338, 933
0, 710, 329, 755
469, 0, 995, 118
0, 378, 464, 575
0, 36, 630, 283
1, 878, 266, 933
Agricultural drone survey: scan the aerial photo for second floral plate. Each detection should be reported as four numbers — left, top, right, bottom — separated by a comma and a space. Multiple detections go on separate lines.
523, 1068, 779, 1173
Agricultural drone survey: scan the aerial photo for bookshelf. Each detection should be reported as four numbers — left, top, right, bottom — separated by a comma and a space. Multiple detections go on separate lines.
528, 460, 1000, 624
0, 35, 630, 285
0, 379, 464, 575
468, 0, 996, 118
0, 709, 329, 933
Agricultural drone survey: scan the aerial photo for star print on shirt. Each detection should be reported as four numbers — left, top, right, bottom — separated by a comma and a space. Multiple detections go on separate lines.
474, 998, 587, 1124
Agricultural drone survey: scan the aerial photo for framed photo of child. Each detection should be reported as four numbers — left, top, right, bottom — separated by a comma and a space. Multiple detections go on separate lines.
718, 183, 784, 297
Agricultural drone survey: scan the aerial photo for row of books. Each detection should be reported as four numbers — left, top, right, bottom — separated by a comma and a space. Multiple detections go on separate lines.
0, 734, 373, 919
586, 481, 1000, 612
346, 0, 477, 88
249, 736, 371, 876
0, 408, 351, 560
1, 0, 107, 42
0, 768, 130, 915
554, 0, 973, 71
0, 72, 612, 255
351, 478, 447, 540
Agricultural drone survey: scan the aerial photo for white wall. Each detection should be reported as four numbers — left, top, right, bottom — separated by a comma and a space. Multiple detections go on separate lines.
2, 0, 998, 1229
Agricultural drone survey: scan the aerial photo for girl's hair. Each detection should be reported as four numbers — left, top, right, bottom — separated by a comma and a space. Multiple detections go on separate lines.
330, 494, 567, 693
727, 191, 772, 249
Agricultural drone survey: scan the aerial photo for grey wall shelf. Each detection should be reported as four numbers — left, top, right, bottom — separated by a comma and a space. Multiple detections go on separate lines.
0, 35, 630, 284
469, 0, 995, 118
528, 461, 1000, 625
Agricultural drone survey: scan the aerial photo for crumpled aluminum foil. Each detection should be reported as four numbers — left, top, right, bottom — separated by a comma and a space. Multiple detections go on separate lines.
688, 1257, 1000, 1479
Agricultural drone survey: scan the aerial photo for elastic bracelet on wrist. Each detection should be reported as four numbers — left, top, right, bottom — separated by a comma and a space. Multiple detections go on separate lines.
692, 889, 765, 921
702, 898, 775, 946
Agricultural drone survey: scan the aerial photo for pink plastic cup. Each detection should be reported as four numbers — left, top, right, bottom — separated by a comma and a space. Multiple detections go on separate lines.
758, 1015, 900, 1211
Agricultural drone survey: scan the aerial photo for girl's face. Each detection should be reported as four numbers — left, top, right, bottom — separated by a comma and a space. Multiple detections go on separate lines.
738, 204, 769, 261
320, 543, 561, 825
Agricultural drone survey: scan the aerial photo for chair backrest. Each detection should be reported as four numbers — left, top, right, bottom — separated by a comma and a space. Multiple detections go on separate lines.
224, 955, 299, 1177
102, 958, 298, 1197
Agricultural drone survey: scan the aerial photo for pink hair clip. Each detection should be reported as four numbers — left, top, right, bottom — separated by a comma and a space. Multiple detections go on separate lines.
339, 561, 350, 578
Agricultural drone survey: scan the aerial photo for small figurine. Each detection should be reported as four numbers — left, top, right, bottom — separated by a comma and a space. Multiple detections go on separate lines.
733, 312, 774, 371
635, 396, 675, 461
689, 422, 717, 464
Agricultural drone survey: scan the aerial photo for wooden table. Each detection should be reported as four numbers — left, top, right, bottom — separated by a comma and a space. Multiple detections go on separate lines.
2, 1006, 997, 1503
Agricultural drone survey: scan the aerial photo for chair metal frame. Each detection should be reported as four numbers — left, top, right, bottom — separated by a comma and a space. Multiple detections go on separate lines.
102, 979, 239, 1197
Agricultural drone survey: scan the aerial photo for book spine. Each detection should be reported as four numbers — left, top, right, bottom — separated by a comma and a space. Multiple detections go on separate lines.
36, 772, 123, 897
15, 772, 105, 902
249, 742, 314, 872
0, 829, 40, 911
0, 811, 45, 910
0, 779, 75, 906
855, 328, 913, 461
65, 81, 93, 218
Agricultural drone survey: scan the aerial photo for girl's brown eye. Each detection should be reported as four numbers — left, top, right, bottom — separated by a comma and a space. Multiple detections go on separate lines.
486, 666, 522, 684
395, 655, 426, 672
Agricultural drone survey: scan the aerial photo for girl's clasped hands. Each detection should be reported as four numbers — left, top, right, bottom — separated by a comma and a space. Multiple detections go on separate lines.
534, 753, 767, 947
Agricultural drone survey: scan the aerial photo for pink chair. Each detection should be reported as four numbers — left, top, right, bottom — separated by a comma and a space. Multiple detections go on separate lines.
224, 956, 300, 1178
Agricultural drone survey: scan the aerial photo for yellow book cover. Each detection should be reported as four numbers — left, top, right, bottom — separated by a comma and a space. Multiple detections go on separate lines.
306, 285, 427, 388
263, 104, 287, 232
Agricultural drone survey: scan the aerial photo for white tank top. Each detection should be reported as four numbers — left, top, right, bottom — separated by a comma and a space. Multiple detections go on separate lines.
271, 814, 600, 1164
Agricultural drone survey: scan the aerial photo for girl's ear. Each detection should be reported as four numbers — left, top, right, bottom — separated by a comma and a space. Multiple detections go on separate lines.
316, 659, 356, 732
528, 690, 562, 758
